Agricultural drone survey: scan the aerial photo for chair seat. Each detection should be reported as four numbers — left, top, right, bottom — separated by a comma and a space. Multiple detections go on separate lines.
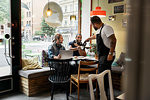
71, 73, 90, 83
49, 76, 70, 84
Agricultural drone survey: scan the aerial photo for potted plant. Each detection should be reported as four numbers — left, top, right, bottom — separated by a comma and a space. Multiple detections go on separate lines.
90, 43, 98, 59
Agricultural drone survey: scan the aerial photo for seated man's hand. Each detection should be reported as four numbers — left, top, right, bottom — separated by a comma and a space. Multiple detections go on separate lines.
57, 54, 61, 59
74, 43, 79, 47
74, 48, 78, 51
77, 46, 81, 50
54, 54, 61, 59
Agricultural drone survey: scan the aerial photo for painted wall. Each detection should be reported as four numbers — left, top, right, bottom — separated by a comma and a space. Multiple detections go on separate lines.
92, 0, 127, 58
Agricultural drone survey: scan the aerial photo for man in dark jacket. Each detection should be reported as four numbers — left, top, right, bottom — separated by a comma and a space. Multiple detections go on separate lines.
48, 34, 65, 59
69, 34, 86, 56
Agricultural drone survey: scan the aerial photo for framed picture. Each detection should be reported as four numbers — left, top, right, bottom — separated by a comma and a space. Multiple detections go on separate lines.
108, 0, 124, 3
114, 5, 125, 14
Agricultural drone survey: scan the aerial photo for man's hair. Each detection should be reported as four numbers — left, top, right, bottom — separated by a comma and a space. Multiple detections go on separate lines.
90, 16, 102, 24
76, 33, 82, 37
53, 33, 62, 42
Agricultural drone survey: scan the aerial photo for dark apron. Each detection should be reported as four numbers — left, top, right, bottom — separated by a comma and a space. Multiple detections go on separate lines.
96, 24, 115, 99
96, 24, 114, 73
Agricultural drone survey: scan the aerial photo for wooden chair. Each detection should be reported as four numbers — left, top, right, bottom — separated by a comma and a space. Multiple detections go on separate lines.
70, 60, 99, 100
88, 70, 114, 100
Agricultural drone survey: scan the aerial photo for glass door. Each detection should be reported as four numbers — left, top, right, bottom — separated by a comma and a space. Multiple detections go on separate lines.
0, 0, 11, 77
0, 0, 13, 94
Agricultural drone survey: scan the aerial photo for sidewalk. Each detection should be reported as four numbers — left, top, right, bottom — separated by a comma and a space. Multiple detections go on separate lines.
0, 45, 4, 48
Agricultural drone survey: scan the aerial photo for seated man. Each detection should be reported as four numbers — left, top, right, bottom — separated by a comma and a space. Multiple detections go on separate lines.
69, 34, 86, 56
48, 34, 65, 59
69, 34, 86, 75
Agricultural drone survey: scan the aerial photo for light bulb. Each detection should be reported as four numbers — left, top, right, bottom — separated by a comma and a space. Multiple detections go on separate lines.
70, 15, 76, 21
46, 8, 52, 16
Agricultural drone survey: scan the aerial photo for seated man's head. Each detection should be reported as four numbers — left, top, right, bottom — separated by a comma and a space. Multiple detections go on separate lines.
53, 34, 63, 44
75, 34, 82, 43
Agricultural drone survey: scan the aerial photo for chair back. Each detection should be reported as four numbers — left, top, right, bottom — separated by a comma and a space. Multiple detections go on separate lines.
48, 58, 72, 83
78, 60, 99, 73
88, 70, 114, 100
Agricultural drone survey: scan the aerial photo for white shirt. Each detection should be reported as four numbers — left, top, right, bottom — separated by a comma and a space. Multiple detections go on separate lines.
96, 24, 114, 49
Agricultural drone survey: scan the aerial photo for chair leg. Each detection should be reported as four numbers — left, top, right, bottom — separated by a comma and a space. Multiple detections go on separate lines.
51, 83, 55, 100
78, 83, 80, 100
66, 82, 69, 100
87, 84, 89, 92
96, 82, 98, 99
70, 78, 72, 95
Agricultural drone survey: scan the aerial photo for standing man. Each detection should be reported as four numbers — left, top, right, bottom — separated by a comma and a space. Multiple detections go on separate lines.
69, 34, 86, 56
48, 34, 65, 59
85, 16, 117, 99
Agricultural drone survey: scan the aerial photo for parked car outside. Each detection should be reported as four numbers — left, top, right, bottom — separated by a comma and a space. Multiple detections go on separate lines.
33, 36, 41, 41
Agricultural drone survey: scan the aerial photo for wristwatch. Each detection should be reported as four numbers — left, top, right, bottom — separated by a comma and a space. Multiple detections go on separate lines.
109, 52, 113, 55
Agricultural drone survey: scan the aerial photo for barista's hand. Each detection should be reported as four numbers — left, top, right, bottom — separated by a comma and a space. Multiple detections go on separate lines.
107, 54, 113, 61
84, 38, 89, 43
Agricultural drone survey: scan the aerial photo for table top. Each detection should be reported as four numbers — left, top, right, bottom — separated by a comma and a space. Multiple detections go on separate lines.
72, 56, 98, 61
47, 56, 97, 62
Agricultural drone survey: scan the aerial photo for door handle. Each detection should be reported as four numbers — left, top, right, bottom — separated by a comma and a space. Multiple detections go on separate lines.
4, 34, 15, 58
8, 37, 15, 58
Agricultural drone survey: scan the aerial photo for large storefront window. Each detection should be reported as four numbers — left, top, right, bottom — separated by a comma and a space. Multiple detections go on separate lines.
21, 0, 78, 61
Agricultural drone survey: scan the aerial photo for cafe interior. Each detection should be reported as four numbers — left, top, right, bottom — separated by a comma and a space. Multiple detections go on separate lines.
0, 0, 150, 100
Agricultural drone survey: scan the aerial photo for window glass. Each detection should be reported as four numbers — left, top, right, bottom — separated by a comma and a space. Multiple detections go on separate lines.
21, 0, 78, 61
0, 0, 11, 76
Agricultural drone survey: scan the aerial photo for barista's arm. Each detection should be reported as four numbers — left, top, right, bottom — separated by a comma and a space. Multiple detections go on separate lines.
84, 35, 96, 42
107, 34, 117, 61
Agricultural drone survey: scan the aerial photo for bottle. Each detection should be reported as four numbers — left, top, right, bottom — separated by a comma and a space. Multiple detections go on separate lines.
82, 41, 87, 50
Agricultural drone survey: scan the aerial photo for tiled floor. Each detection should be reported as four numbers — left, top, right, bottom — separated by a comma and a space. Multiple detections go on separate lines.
0, 89, 90, 100
0, 89, 122, 100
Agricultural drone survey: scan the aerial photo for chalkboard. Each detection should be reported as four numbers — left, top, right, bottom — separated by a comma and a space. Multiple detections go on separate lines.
114, 5, 125, 14
108, 0, 124, 3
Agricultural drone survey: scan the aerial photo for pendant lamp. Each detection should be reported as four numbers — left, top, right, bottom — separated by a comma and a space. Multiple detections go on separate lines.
90, 0, 106, 17
46, 0, 52, 17
70, 15, 76, 21
70, 0, 76, 21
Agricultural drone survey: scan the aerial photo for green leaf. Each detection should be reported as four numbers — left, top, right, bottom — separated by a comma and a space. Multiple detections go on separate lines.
0, 0, 10, 24
40, 17, 56, 36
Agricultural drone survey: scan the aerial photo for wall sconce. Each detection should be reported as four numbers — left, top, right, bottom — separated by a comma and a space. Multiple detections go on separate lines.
109, 15, 116, 21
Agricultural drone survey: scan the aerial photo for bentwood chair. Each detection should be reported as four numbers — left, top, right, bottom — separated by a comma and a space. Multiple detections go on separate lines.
88, 70, 114, 100
70, 60, 99, 100
48, 58, 72, 100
